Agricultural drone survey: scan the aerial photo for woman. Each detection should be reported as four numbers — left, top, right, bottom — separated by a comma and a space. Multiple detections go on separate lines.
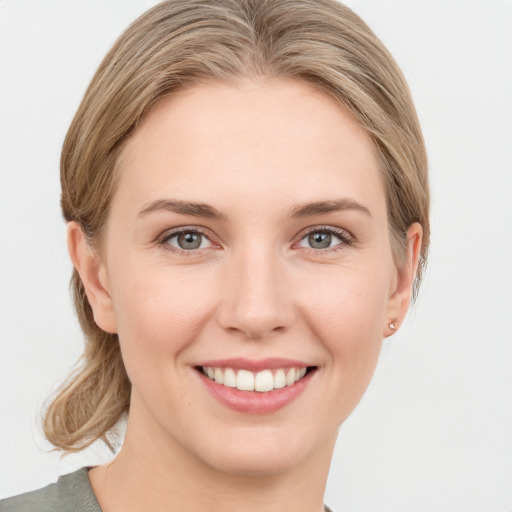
1, 0, 429, 510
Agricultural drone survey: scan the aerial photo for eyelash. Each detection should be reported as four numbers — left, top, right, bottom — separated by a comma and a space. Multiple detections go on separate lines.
157, 226, 216, 256
295, 225, 354, 253
157, 225, 354, 256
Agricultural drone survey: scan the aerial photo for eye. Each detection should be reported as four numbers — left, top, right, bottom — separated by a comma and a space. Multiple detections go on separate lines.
297, 227, 351, 251
161, 228, 214, 252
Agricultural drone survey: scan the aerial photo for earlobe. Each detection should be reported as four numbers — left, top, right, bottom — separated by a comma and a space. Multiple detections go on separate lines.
384, 223, 423, 338
67, 222, 117, 334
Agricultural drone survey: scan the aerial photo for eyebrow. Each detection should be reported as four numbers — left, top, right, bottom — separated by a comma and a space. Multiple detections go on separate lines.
138, 199, 226, 220
289, 198, 371, 218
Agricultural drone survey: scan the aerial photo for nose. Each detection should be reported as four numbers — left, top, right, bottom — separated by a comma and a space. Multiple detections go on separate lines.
217, 247, 296, 340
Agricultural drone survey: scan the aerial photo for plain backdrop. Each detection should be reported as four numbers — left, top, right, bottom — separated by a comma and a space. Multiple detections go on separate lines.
0, 1, 511, 511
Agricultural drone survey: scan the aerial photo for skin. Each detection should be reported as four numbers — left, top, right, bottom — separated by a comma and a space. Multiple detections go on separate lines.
69, 78, 422, 512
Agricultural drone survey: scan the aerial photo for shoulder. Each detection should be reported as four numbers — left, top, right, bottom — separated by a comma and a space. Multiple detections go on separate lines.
0, 468, 102, 512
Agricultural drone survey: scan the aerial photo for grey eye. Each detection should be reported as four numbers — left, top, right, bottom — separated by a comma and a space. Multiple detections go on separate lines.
177, 232, 202, 250
308, 232, 332, 249
298, 229, 345, 250
166, 231, 212, 251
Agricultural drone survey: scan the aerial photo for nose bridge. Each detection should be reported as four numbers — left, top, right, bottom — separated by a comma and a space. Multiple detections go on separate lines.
218, 240, 294, 339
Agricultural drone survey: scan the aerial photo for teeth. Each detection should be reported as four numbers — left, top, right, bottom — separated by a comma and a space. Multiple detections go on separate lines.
202, 365, 310, 392
223, 368, 237, 388
237, 369, 254, 391
286, 368, 296, 386
255, 370, 273, 392
274, 369, 286, 389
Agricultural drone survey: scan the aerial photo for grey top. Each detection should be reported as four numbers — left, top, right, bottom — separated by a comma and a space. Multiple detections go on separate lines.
0, 468, 101, 512
0, 468, 335, 511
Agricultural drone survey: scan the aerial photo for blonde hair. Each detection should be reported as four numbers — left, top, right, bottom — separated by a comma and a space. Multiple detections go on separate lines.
44, 0, 429, 452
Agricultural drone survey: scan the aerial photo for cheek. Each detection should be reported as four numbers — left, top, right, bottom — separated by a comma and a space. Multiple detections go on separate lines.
298, 260, 391, 342
108, 262, 217, 369
297, 262, 390, 404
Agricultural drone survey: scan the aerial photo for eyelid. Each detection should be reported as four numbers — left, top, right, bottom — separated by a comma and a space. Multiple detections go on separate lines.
156, 226, 220, 254
293, 225, 354, 252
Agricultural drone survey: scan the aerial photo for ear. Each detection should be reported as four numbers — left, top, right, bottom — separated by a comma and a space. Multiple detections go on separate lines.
67, 221, 117, 334
384, 223, 423, 337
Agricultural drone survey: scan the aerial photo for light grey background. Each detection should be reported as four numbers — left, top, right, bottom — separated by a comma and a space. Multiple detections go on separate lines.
1, 1, 511, 510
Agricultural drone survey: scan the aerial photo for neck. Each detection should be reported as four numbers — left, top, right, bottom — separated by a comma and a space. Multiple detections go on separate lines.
89, 406, 336, 512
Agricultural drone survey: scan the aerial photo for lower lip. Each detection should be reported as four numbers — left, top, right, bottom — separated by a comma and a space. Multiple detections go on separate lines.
196, 369, 314, 414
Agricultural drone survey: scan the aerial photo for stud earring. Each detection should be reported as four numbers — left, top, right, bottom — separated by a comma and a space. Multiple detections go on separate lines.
388, 319, 398, 330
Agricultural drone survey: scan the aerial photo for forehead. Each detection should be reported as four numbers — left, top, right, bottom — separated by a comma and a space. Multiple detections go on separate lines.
116, 78, 385, 215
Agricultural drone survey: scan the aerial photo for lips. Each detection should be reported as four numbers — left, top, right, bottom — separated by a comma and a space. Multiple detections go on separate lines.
194, 358, 316, 414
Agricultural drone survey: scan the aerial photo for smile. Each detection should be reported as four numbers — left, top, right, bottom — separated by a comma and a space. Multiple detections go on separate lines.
201, 366, 308, 392
195, 360, 316, 414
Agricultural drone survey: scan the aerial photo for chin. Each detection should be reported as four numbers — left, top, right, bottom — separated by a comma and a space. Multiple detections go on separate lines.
190, 423, 336, 478
204, 447, 305, 477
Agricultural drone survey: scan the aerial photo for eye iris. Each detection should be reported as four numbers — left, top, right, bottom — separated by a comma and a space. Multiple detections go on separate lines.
308, 232, 331, 249
177, 232, 202, 250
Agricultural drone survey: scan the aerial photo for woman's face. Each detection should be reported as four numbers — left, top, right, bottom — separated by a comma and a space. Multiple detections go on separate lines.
86, 79, 414, 475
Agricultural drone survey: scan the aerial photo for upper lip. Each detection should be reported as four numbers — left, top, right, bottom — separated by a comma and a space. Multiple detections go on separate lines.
195, 357, 314, 372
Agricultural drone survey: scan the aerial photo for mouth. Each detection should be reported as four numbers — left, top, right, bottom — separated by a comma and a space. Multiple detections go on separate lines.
197, 365, 314, 392
193, 360, 317, 414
